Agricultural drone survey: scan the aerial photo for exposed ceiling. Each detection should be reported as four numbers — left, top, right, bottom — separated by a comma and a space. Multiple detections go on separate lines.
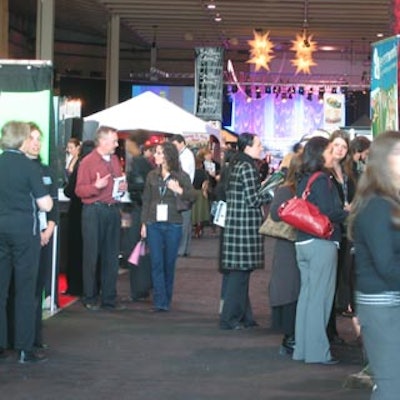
8, 0, 394, 81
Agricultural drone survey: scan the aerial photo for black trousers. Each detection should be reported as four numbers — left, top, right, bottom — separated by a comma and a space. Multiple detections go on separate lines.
271, 301, 297, 337
220, 270, 254, 329
0, 232, 40, 351
81, 203, 121, 307
34, 236, 55, 346
127, 206, 151, 299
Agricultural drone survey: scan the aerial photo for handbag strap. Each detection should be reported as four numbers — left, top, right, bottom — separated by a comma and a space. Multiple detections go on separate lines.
302, 172, 324, 200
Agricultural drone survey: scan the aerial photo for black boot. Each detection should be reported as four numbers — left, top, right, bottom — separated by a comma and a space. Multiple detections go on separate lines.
279, 334, 295, 356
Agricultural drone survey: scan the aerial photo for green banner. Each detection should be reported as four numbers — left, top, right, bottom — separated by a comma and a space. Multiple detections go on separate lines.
0, 90, 51, 164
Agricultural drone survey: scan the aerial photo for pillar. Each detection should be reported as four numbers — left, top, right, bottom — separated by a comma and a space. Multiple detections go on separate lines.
105, 14, 120, 108
36, 0, 55, 61
0, 0, 8, 58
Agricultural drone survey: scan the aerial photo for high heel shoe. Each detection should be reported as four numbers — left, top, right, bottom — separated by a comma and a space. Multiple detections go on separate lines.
279, 335, 295, 356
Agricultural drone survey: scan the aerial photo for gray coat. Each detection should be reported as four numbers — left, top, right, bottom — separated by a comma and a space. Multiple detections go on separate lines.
268, 185, 300, 306
222, 152, 266, 271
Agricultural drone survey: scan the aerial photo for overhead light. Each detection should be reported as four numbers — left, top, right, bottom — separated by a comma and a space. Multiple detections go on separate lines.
376, 33, 384, 38
214, 13, 222, 22
319, 45, 337, 51
207, 1, 216, 9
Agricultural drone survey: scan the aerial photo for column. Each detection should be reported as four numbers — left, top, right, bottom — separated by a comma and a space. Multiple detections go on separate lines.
36, 0, 55, 61
0, 0, 8, 58
105, 14, 120, 108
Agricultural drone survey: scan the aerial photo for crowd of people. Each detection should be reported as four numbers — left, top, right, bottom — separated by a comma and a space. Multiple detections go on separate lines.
1, 119, 399, 398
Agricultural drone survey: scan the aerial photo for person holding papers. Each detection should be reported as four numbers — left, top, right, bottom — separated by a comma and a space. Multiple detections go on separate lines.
75, 126, 127, 311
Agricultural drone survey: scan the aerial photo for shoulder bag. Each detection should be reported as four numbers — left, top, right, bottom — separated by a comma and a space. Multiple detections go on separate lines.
278, 172, 333, 239
259, 213, 296, 242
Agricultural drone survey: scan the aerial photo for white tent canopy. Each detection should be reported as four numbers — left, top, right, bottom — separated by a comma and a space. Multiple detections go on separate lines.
84, 91, 220, 139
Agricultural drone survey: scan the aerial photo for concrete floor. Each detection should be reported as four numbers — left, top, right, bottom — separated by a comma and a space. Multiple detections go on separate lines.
1, 229, 371, 400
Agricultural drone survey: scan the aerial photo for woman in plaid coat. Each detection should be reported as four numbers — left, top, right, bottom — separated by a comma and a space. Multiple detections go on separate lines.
220, 133, 270, 330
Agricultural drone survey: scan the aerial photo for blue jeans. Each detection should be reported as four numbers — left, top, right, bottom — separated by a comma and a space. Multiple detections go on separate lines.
146, 222, 182, 310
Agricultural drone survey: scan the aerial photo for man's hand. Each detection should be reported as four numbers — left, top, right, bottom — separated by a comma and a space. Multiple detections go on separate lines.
94, 172, 111, 189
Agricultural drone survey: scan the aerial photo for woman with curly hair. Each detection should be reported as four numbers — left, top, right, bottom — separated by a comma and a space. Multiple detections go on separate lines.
141, 142, 196, 312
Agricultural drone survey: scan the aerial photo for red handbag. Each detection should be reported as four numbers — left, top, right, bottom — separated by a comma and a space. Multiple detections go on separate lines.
278, 172, 334, 239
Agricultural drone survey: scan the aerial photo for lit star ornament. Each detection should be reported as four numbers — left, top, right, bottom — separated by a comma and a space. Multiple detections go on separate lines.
247, 31, 275, 71
290, 32, 318, 74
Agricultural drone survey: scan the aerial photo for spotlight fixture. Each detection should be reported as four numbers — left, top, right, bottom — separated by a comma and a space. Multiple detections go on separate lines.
265, 85, 272, 94
281, 92, 288, 103
255, 86, 262, 99
307, 88, 313, 101
273, 86, 281, 94
214, 13, 222, 22
245, 85, 252, 98
298, 86, 305, 95
340, 86, 348, 95
231, 85, 238, 94
331, 87, 337, 94
318, 87, 325, 101
273, 86, 281, 98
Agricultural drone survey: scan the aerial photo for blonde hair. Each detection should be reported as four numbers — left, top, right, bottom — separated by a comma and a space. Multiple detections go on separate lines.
280, 152, 294, 170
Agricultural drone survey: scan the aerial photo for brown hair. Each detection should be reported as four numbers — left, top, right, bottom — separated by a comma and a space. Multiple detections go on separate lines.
283, 154, 301, 194
68, 137, 81, 147
347, 131, 400, 239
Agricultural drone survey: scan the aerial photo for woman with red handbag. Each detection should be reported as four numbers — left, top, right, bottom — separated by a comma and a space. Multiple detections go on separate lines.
292, 136, 349, 365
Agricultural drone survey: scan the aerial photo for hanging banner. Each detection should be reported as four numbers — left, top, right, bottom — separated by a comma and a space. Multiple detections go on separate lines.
323, 93, 345, 132
194, 47, 224, 122
370, 36, 400, 136
0, 60, 53, 165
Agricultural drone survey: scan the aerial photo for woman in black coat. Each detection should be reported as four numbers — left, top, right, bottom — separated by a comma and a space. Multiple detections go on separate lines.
63, 140, 95, 296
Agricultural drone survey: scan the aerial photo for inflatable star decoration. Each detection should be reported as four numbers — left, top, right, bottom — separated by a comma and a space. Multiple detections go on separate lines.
247, 31, 275, 71
290, 33, 317, 74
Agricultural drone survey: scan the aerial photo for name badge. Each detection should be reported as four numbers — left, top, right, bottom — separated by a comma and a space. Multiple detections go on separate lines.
43, 176, 52, 185
156, 204, 168, 221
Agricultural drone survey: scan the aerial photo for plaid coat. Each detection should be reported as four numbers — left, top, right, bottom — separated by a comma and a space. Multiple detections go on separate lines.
222, 152, 265, 271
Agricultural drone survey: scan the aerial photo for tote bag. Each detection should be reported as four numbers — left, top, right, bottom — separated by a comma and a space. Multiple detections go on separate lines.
259, 213, 296, 242
128, 240, 147, 266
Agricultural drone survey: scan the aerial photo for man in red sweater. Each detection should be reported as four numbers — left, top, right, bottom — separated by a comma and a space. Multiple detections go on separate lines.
75, 126, 127, 311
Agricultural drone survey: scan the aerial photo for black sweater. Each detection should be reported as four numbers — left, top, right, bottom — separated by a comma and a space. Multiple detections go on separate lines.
354, 196, 400, 294
296, 172, 348, 243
